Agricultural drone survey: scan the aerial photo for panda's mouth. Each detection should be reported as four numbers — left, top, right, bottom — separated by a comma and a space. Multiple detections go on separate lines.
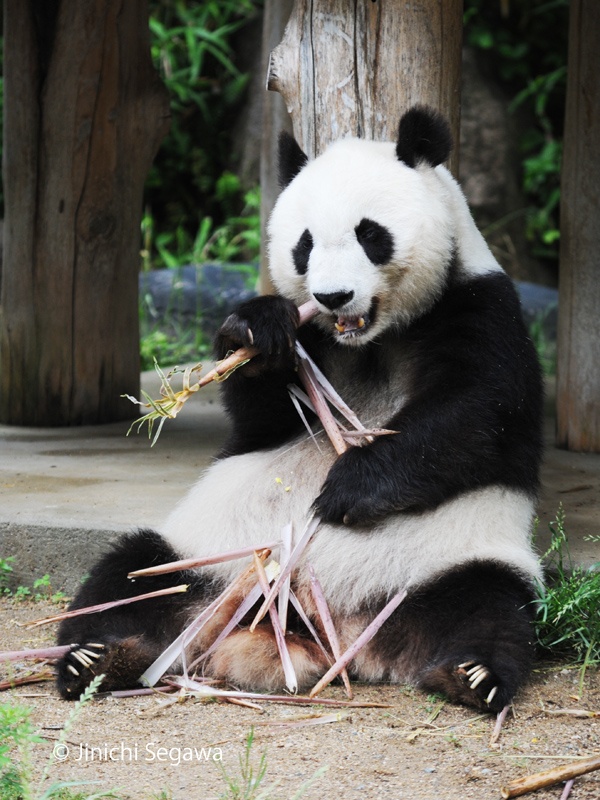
333, 299, 378, 340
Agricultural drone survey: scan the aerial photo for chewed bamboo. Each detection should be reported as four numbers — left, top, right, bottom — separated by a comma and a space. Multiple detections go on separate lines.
0, 645, 71, 662
128, 540, 281, 578
277, 522, 293, 631
253, 552, 298, 693
500, 754, 600, 798
249, 515, 321, 631
141, 550, 271, 687
309, 589, 407, 698
297, 359, 348, 455
308, 564, 352, 699
23, 585, 189, 628
164, 674, 391, 707
490, 704, 511, 745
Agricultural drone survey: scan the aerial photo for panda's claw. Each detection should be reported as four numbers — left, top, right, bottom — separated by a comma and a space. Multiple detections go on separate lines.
78, 647, 102, 661
67, 664, 79, 677
458, 661, 475, 669
469, 668, 489, 690
485, 686, 499, 705
465, 663, 484, 676
71, 649, 93, 669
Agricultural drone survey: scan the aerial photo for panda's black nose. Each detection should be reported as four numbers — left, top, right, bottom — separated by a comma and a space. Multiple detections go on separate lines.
313, 291, 354, 311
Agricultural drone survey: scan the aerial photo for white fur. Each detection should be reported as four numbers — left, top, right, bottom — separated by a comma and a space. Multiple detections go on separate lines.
163, 428, 541, 614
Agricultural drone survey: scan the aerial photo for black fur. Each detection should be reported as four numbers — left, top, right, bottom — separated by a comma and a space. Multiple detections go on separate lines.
395, 106, 453, 168
355, 218, 395, 265
278, 131, 308, 188
215, 295, 309, 456
56, 530, 217, 698
292, 229, 314, 275
366, 560, 536, 712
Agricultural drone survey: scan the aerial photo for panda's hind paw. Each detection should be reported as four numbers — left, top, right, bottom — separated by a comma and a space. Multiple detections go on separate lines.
457, 661, 500, 706
420, 656, 513, 714
57, 642, 107, 699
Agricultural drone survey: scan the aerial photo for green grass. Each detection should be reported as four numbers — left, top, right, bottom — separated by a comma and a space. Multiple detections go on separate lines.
535, 507, 600, 685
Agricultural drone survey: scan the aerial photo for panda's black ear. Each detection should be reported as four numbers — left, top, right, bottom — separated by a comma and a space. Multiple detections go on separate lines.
395, 106, 453, 169
278, 131, 308, 188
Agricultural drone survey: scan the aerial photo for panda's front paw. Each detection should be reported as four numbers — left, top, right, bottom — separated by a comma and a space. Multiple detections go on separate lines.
314, 447, 398, 526
215, 296, 299, 376
57, 642, 107, 699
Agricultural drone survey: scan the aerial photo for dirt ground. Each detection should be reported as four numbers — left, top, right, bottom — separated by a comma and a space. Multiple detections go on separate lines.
2, 601, 600, 800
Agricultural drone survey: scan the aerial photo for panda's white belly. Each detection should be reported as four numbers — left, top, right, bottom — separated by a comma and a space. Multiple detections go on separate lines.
162, 430, 541, 613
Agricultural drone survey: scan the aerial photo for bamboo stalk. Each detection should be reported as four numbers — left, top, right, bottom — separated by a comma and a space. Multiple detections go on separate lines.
127, 540, 281, 578
500, 754, 600, 798
297, 359, 348, 455
142, 550, 271, 687
309, 589, 407, 698
0, 645, 71, 662
253, 552, 297, 693
308, 564, 352, 699
23, 585, 189, 628
490, 704, 511, 745
249, 515, 321, 632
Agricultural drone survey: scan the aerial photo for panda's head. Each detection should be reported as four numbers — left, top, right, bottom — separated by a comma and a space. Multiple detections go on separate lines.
267, 107, 459, 345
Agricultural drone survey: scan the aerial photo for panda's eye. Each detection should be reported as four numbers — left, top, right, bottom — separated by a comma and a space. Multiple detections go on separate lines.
355, 218, 394, 265
292, 229, 313, 275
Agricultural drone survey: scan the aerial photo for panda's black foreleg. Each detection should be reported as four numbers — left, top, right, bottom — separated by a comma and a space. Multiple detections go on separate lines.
56, 529, 213, 699
370, 561, 536, 713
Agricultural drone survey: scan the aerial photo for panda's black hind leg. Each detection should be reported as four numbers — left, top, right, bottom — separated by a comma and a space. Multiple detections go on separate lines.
413, 561, 537, 713
56, 529, 212, 699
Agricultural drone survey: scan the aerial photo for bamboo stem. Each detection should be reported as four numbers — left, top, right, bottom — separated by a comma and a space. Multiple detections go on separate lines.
500, 754, 600, 798
309, 589, 407, 698
128, 540, 281, 578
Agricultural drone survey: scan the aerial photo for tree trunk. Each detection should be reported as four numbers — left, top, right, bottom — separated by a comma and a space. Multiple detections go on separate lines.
266, 0, 462, 172
0, 0, 170, 426
260, 0, 294, 294
556, 0, 600, 452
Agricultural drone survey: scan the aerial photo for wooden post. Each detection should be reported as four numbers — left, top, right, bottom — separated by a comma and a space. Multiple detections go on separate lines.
266, 0, 462, 171
556, 0, 600, 452
260, 0, 294, 294
0, 0, 170, 425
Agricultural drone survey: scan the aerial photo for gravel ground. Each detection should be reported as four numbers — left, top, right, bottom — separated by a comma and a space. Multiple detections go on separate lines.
2, 600, 600, 800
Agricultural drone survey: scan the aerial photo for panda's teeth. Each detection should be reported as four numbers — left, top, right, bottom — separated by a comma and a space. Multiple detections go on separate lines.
357, 317, 366, 329
335, 321, 346, 333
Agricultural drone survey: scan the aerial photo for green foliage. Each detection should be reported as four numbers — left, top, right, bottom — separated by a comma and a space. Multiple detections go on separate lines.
0, 674, 118, 800
0, 558, 15, 595
464, 0, 568, 263
145, 0, 262, 269
535, 508, 600, 667
0, 559, 66, 604
218, 729, 327, 800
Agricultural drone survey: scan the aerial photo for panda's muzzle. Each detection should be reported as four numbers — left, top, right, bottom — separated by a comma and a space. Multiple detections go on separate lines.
333, 298, 379, 339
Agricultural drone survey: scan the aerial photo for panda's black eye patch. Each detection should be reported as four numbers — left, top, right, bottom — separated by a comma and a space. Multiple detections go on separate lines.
355, 218, 394, 265
292, 229, 313, 275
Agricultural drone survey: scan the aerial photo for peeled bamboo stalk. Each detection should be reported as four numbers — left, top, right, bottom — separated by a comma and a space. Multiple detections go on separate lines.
128, 540, 281, 578
24, 585, 189, 628
0, 645, 71, 662
500, 754, 600, 798
309, 589, 407, 698
308, 564, 352, 699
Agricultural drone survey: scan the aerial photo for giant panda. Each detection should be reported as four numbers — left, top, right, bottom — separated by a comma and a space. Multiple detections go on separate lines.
56, 107, 543, 712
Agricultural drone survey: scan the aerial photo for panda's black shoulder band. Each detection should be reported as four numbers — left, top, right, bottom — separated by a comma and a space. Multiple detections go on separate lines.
396, 106, 453, 169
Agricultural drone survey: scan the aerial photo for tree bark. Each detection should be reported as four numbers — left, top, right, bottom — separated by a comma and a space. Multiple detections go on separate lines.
556, 0, 600, 452
0, 0, 170, 425
266, 0, 462, 173
260, 0, 295, 295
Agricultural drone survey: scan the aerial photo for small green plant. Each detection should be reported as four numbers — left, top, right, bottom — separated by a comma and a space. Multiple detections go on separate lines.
0, 557, 15, 595
535, 507, 600, 676
0, 674, 118, 800
218, 728, 327, 800
0, 563, 66, 604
